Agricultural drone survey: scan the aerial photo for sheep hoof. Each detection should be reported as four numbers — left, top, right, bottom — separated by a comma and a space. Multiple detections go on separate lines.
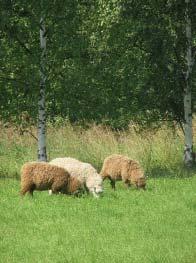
92, 192, 100, 198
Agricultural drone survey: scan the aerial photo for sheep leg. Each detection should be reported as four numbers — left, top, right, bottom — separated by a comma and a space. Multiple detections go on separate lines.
136, 182, 146, 190
92, 191, 99, 198
28, 184, 35, 196
84, 184, 90, 195
29, 189, 34, 196
20, 189, 27, 196
51, 186, 61, 194
51, 180, 66, 194
102, 175, 108, 181
20, 184, 34, 196
110, 179, 116, 190
123, 179, 131, 189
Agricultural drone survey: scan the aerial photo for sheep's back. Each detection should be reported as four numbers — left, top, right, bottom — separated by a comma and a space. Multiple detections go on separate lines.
50, 158, 101, 183
21, 162, 68, 185
101, 154, 129, 177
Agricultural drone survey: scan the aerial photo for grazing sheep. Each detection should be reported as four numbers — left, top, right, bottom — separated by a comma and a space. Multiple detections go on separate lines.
50, 157, 103, 198
100, 154, 146, 190
20, 162, 81, 196
48, 175, 84, 196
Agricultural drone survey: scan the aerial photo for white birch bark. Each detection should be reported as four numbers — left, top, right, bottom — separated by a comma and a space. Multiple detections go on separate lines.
183, 0, 194, 166
38, 16, 47, 161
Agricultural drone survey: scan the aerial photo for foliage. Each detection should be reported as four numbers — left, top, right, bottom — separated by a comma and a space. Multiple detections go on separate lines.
0, 1, 196, 128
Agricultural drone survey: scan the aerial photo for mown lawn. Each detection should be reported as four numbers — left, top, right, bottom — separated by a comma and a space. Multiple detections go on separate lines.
0, 177, 196, 263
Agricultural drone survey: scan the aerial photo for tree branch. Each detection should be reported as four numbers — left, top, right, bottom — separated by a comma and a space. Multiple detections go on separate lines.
4, 25, 32, 55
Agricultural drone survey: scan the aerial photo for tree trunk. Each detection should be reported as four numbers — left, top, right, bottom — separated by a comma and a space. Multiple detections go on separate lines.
38, 16, 47, 161
183, 0, 194, 166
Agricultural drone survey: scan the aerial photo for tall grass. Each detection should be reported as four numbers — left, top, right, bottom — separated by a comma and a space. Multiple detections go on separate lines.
0, 121, 195, 178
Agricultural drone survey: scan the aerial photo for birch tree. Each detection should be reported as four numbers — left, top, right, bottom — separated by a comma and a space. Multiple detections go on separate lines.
183, 0, 194, 166
38, 14, 47, 161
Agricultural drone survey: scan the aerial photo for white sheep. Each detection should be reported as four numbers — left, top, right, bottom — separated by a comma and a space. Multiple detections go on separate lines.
50, 157, 103, 198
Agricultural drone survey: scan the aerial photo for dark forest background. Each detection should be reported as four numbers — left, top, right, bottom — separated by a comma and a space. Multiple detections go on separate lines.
0, 0, 196, 129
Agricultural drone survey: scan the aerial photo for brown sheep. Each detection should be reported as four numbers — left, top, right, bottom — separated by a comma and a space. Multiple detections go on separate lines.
20, 162, 82, 196
100, 154, 146, 190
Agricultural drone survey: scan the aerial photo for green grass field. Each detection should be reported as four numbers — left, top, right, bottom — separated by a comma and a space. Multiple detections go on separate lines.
0, 123, 196, 262
0, 177, 196, 263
